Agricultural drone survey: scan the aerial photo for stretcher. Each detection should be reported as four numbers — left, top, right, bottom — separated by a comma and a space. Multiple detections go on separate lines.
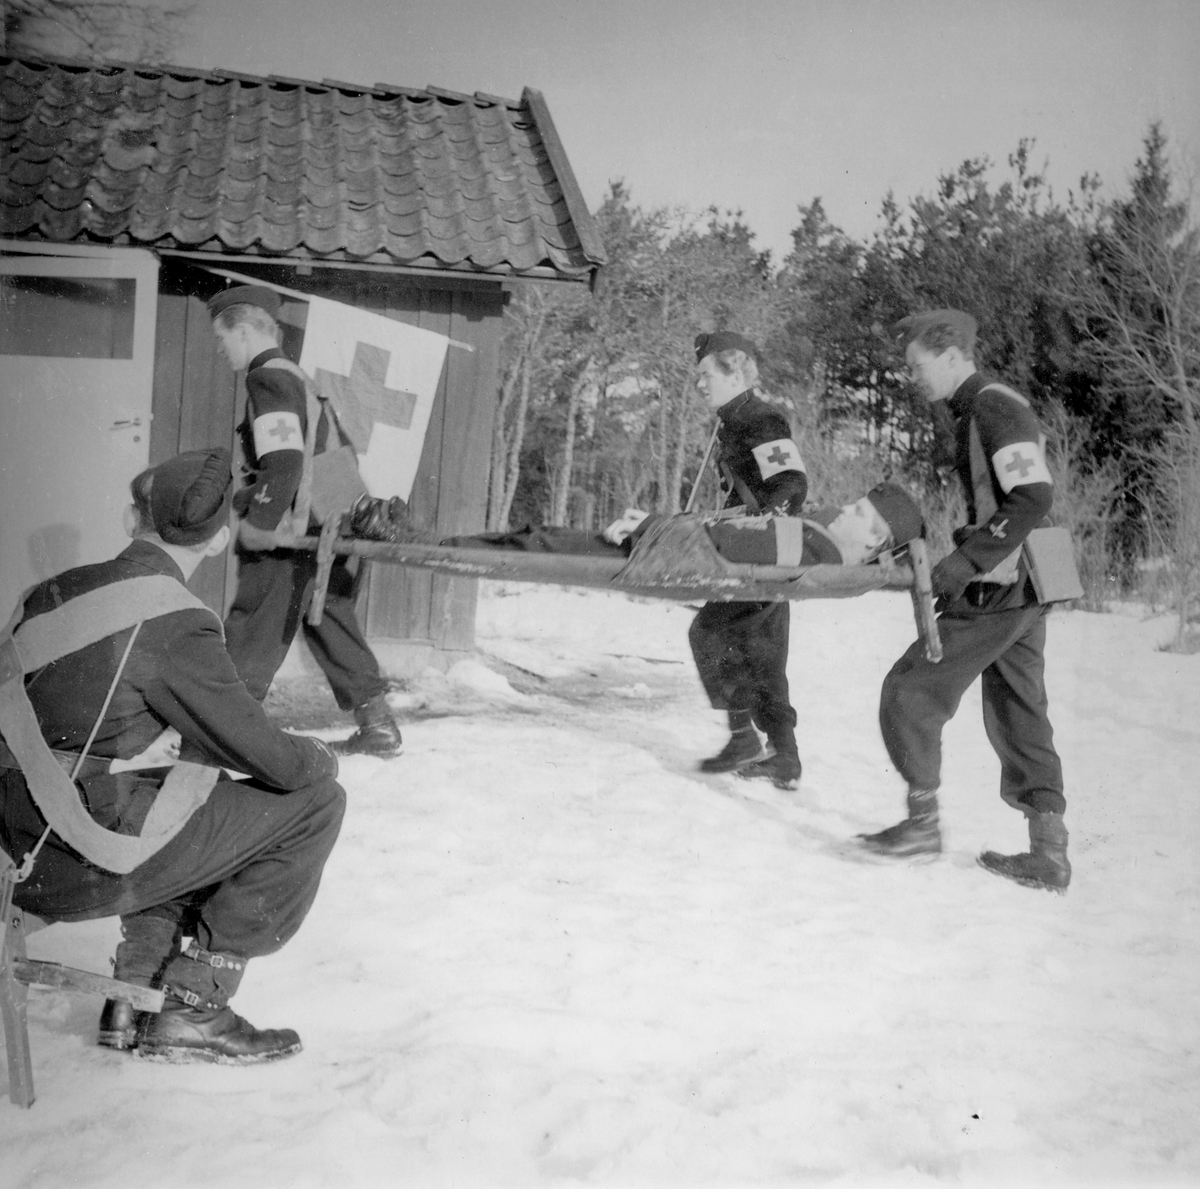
295, 512, 943, 663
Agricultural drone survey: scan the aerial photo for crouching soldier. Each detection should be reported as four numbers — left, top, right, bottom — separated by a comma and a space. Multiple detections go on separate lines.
689, 332, 808, 790
0, 449, 345, 1062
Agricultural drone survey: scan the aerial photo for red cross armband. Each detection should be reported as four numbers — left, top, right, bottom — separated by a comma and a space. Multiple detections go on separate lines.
752, 438, 806, 480
252, 411, 304, 458
992, 440, 1051, 492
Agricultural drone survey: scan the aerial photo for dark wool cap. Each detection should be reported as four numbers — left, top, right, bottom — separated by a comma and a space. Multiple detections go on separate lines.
206, 285, 282, 320
866, 481, 925, 546
149, 448, 233, 545
694, 331, 759, 363
892, 308, 977, 353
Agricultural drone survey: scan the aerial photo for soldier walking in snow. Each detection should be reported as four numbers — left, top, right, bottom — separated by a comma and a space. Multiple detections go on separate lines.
208, 286, 403, 757
858, 309, 1072, 891
688, 332, 808, 790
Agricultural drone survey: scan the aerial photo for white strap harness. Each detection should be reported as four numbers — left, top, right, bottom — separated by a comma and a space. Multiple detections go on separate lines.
0, 576, 222, 875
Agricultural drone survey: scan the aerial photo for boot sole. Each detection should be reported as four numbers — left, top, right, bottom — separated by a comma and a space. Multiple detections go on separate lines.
136, 1039, 303, 1065
735, 766, 800, 790
330, 741, 404, 758
976, 856, 1068, 893
851, 839, 942, 863
698, 749, 769, 774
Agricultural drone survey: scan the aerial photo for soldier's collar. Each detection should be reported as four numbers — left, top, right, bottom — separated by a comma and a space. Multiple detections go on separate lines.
716, 390, 753, 422
247, 347, 286, 372
117, 539, 187, 584
949, 372, 987, 413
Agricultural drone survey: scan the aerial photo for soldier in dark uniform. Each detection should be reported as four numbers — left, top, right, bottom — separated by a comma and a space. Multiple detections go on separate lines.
857, 309, 1071, 892
207, 286, 402, 757
689, 332, 808, 789
0, 449, 345, 1062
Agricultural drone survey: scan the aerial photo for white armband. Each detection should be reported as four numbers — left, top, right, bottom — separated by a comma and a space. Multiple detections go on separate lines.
252, 411, 304, 457
992, 441, 1051, 492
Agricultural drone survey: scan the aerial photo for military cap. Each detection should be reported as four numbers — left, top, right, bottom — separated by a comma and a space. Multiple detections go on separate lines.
892, 308, 977, 354
206, 285, 282, 320
694, 330, 759, 363
148, 448, 233, 546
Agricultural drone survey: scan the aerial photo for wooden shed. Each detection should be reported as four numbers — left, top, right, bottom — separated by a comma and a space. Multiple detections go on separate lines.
1, 54, 604, 668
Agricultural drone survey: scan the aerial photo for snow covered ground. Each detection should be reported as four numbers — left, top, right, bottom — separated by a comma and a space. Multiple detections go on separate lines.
5, 582, 1199, 1188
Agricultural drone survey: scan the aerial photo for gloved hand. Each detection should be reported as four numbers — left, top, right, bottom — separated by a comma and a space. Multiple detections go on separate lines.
931, 550, 977, 602
602, 508, 650, 545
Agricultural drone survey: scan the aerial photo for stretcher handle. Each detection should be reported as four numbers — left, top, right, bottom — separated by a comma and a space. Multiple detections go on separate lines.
907, 537, 942, 663
306, 513, 343, 627
684, 421, 721, 514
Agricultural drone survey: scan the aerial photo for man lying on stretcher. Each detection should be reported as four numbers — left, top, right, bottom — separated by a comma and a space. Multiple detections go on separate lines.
344, 479, 926, 570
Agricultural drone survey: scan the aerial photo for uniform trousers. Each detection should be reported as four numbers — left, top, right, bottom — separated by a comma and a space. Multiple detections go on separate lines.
1, 772, 345, 957
688, 600, 798, 755
879, 603, 1065, 816
225, 546, 386, 711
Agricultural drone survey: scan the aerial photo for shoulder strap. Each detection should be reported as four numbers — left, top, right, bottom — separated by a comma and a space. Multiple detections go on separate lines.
10, 576, 218, 671
968, 418, 998, 524
0, 576, 221, 875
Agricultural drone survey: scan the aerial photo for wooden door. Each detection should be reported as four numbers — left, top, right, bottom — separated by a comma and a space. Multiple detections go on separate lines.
0, 246, 158, 618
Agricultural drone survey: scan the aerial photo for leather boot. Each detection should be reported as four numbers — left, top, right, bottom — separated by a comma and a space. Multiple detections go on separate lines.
737, 751, 802, 790
98, 913, 179, 1051
348, 495, 439, 544
138, 943, 302, 1065
857, 787, 942, 857
333, 691, 403, 757
739, 724, 802, 789
978, 812, 1071, 891
699, 709, 766, 773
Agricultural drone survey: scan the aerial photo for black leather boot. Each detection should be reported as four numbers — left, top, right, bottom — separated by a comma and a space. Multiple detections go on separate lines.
857, 787, 942, 858
333, 692, 403, 757
98, 913, 180, 1051
138, 944, 302, 1065
348, 495, 439, 544
737, 752, 802, 790
699, 710, 766, 773
978, 812, 1071, 891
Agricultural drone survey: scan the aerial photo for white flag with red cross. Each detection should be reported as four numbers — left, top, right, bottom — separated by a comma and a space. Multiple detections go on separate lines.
297, 294, 449, 502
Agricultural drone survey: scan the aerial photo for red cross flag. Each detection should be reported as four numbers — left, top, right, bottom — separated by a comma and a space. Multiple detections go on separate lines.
298, 294, 449, 502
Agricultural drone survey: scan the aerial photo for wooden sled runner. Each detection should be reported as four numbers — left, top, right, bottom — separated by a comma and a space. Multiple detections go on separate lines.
296, 512, 943, 663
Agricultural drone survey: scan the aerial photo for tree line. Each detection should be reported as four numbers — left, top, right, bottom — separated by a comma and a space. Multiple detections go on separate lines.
490, 127, 1199, 645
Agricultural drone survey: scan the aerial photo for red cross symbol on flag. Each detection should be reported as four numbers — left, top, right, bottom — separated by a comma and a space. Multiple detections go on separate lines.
315, 342, 417, 453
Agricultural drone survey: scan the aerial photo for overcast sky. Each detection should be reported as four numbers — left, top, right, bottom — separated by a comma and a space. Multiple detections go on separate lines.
176, 0, 1200, 263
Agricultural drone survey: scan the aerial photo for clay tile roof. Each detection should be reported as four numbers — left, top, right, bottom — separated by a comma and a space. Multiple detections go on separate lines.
0, 55, 605, 282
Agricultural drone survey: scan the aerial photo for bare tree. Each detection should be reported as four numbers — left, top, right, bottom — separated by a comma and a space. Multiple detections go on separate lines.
1136, 430, 1200, 650
5, 0, 193, 63
1075, 127, 1200, 436
487, 290, 552, 532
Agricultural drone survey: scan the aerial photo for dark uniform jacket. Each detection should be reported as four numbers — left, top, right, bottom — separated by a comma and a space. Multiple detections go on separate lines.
946, 373, 1054, 614
716, 390, 808, 515
235, 348, 324, 532
4, 540, 336, 841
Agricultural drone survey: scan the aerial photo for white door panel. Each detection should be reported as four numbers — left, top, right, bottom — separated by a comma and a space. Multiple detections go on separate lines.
0, 247, 159, 617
